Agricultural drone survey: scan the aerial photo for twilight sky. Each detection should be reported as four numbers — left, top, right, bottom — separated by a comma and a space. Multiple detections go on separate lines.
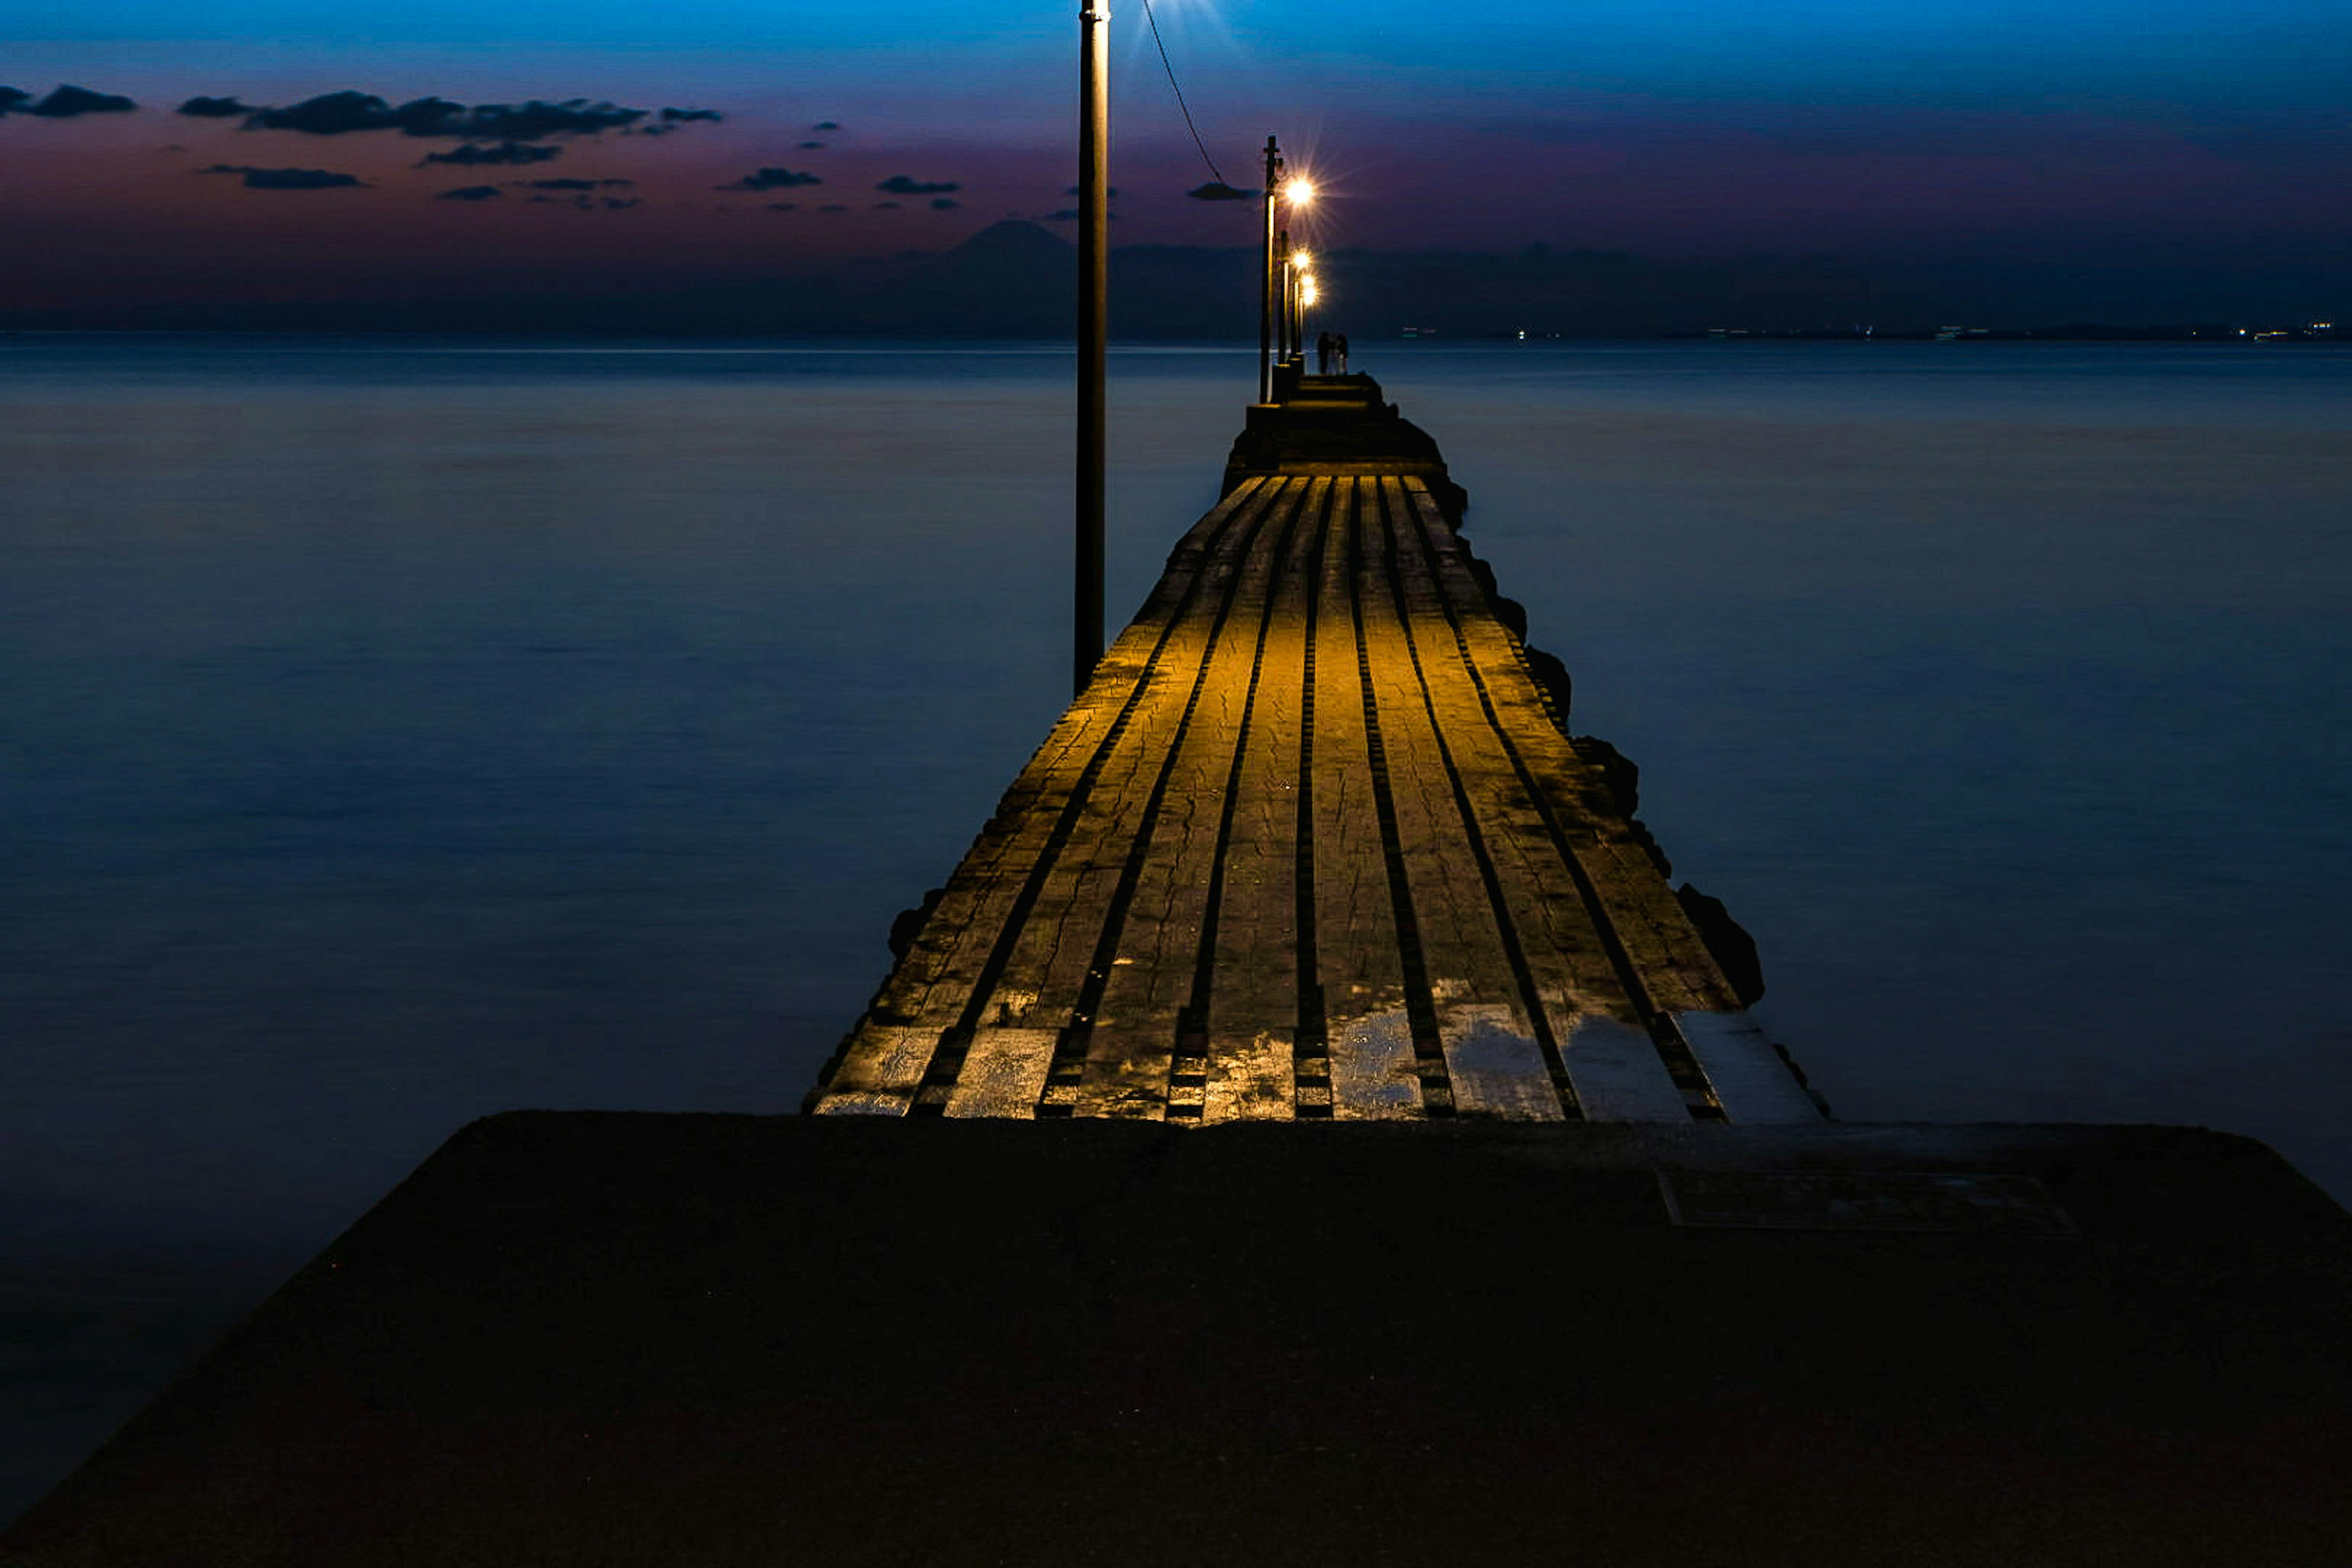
6, 0, 2348, 324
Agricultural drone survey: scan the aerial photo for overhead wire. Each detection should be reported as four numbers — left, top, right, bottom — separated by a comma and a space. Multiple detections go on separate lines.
1137, 0, 1230, 188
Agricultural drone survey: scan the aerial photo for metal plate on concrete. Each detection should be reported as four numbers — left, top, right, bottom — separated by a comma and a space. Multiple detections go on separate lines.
1657, 1169, 2078, 1235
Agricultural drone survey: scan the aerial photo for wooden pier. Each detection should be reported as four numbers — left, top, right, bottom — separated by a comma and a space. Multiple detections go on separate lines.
811, 375, 1819, 1125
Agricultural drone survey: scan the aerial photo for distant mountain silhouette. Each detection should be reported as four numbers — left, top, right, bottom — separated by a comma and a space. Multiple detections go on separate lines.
904, 220, 1074, 335
930, 219, 1075, 280
4, 214, 2326, 334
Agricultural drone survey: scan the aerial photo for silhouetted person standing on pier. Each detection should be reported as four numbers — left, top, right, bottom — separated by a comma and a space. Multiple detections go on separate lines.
1335, 333, 1350, 374
1316, 331, 1335, 374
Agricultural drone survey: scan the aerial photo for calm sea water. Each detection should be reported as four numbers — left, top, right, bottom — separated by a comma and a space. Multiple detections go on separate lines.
5, 334, 2350, 1513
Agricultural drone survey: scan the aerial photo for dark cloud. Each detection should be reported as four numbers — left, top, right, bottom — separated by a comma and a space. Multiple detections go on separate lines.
878, 175, 959, 195
766, 202, 798, 213
621, 107, 720, 137
205, 164, 365, 190
240, 91, 647, 139
39, 85, 139, 117
529, 192, 643, 211
176, 95, 254, 119
813, 121, 840, 131
451, 100, 645, 138
3, 84, 138, 118
818, 203, 848, 213
874, 201, 902, 210
931, 197, 960, 211
418, 141, 563, 167
797, 141, 826, 149
1044, 208, 1080, 222
437, 184, 502, 201
241, 91, 452, 135
1186, 180, 1251, 201
719, 167, 822, 191
514, 177, 631, 190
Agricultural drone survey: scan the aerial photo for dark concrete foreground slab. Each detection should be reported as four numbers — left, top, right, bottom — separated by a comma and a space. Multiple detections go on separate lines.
7, 1116, 2350, 1566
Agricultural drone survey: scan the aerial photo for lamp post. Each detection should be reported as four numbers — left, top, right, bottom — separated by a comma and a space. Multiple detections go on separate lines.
1288, 249, 1312, 364
1258, 135, 1282, 404
1276, 227, 1293, 362
1259, 154, 1316, 401
1075, 0, 1108, 696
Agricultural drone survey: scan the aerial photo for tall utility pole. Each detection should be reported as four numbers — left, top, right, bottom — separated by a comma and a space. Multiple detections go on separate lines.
1075, 0, 1109, 696
1258, 135, 1281, 404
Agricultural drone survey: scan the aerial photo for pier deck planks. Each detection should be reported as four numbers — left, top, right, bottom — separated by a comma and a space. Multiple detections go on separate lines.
1308, 481, 1422, 1120
812, 405, 1816, 1124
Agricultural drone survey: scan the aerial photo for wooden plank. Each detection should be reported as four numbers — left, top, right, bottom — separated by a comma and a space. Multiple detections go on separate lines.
1379, 478, 1683, 1118
1439, 1005, 1565, 1120
1352, 483, 1563, 1120
808, 1025, 941, 1117
1325, 1011, 1420, 1118
1558, 1016, 1694, 1122
1672, 1010, 1822, 1123
1075, 481, 1310, 1118
944, 1027, 1062, 1119
1204, 1030, 1294, 1123
1197, 478, 1329, 1122
1575, 832, 1747, 1016
1311, 478, 1422, 1120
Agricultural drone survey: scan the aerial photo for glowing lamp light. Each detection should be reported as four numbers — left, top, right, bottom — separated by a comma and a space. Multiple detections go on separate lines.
1300, 277, 1320, 307
1283, 177, 1316, 205
1291, 249, 1313, 268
